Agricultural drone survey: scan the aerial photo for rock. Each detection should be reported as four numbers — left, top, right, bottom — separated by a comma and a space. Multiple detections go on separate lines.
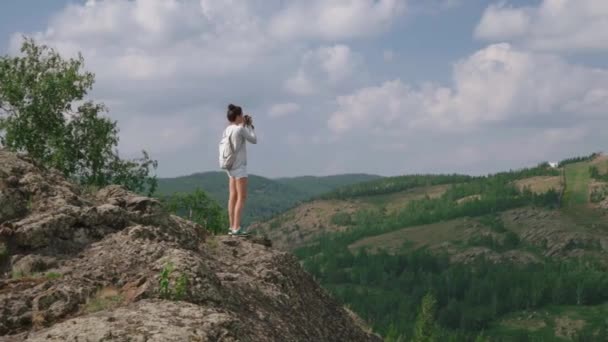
11, 255, 57, 276
24, 300, 240, 342
0, 149, 379, 341
0, 188, 27, 224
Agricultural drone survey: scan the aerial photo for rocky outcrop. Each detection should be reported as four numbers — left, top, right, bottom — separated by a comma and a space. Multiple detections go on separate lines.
0, 150, 380, 341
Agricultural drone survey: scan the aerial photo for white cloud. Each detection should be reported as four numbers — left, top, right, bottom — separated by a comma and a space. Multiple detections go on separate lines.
269, 102, 301, 118
269, 0, 407, 41
329, 43, 608, 134
474, 4, 531, 41
11, 0, 295, 156
8, 0, 607, 178
475, 0, 608, 51
315, 45, 358, 83
285, 71, 317, 96
285, 44, 361, 95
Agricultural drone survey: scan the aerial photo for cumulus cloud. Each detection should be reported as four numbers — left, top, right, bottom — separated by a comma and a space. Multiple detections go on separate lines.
7, 0, 607, 177
269, 103, 301, 118
329, 43, 608, 133
475, 0, 608, 51
269, 0, 407, 41
285, 44, 362, 95
10, 0, 291, 158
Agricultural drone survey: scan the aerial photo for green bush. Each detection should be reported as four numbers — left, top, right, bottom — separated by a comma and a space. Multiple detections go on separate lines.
477, 215, 506, 233
590, 184, 608, 203
158, 263, 190, 301
164, 188, 228, 234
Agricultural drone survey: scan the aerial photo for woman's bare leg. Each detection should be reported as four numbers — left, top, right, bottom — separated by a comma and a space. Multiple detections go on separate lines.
228, 176, 238, 229
234, 177, 248, 229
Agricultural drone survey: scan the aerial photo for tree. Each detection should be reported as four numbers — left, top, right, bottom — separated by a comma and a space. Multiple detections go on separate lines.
413, 293, 438, 342
165, 188, 228, 234
0, 38, 157, 195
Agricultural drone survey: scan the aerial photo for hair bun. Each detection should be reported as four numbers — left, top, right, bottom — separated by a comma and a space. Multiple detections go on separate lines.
228, 104, 236, 111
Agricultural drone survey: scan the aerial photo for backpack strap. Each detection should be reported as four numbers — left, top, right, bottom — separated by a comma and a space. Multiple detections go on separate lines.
228, 130, 235, 153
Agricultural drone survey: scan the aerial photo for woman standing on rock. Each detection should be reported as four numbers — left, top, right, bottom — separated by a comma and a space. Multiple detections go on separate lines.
219, 104, 257, 236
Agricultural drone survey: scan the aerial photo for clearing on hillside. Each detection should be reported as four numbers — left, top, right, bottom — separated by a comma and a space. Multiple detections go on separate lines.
513, 176, 563, 194
355, 184, 450, 212
589, 153, 608, 173
250, 199, 372, 250
489, 303, 608, 341
348, 218, 469, 254
563, 161, 590, 207
253, 185, 451, 250
347, 207, 608, 263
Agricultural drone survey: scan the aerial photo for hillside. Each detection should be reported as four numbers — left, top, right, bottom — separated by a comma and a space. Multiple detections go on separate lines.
254, 154, 608, 341
0, 150, 380, 341
157, 172, 382, 225
276, 174, 382, 197
157, 172, 306, 225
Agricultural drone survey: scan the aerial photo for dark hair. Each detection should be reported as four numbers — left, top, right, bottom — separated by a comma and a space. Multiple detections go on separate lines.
227, 104, 243, 122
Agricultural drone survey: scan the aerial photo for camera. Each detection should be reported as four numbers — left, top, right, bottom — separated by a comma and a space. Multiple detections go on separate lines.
244, 114, 252, 126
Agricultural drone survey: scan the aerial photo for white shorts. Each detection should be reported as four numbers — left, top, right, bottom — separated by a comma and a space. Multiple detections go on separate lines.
226, 166, 247, 179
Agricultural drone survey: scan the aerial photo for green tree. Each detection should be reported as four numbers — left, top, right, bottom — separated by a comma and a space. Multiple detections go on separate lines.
165, 188, 228, 234
413, 293, 438, 342
0, 38, 157, 194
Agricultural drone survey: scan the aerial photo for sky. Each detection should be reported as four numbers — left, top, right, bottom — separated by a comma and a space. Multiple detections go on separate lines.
0, 0, 607, 178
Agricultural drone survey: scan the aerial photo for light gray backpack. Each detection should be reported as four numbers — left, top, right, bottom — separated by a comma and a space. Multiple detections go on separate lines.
219, 131, 236, 170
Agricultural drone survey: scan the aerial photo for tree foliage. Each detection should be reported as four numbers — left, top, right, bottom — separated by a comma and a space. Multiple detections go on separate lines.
293, 167, 599, 340
164, 188, 228, 234
414, 293, 438, 342
0, 38, 157, 194
304, 246, 608, 340
559, 153, 599, 167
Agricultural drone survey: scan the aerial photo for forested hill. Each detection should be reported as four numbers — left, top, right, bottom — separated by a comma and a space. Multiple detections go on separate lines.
276, 174, 382, 197
156, 172, 382, 225
254, 153, 608, 341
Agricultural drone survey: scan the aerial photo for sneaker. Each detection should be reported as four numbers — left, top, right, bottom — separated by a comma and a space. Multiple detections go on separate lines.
232, 227, 249, 237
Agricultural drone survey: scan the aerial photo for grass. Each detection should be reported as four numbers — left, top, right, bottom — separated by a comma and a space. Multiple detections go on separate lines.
558, 161, 608, 231
205, 236, 219, 250
45, 272, 62, 280
487, 303, 608, 341
563, 162, 591, 207
84, 287, 124, 313
514, 176, 563, 194
348, 218, 471, 254
11, 270, 24, 279
356, 185, 449, 212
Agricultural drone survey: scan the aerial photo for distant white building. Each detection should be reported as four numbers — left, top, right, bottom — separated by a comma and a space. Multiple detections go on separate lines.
548, 162, 558, 168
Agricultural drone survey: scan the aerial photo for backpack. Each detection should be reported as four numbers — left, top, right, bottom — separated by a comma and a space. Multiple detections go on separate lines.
219, 130, 236, 170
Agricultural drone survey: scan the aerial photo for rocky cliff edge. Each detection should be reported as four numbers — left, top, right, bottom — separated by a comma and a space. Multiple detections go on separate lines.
0, 150, 379, 342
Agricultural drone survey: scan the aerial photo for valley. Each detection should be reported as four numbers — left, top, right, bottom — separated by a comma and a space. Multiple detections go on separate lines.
156, 172, 380, 225
252, 153, 608, 341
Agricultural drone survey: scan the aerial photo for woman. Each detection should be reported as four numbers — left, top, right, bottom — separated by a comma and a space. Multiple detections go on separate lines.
222, 104, 257, 236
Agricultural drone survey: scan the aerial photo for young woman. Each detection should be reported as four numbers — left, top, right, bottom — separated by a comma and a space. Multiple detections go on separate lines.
222, 104, 257, 235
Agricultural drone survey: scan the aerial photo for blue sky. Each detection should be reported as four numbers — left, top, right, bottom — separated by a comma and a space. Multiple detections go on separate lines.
0, 0, 607, 178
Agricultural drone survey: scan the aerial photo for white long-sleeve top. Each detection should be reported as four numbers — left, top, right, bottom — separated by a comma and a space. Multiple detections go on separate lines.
223, 124, 257, 169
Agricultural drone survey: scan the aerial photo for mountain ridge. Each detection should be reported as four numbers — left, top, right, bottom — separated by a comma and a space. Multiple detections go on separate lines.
156, 171, 382, 225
